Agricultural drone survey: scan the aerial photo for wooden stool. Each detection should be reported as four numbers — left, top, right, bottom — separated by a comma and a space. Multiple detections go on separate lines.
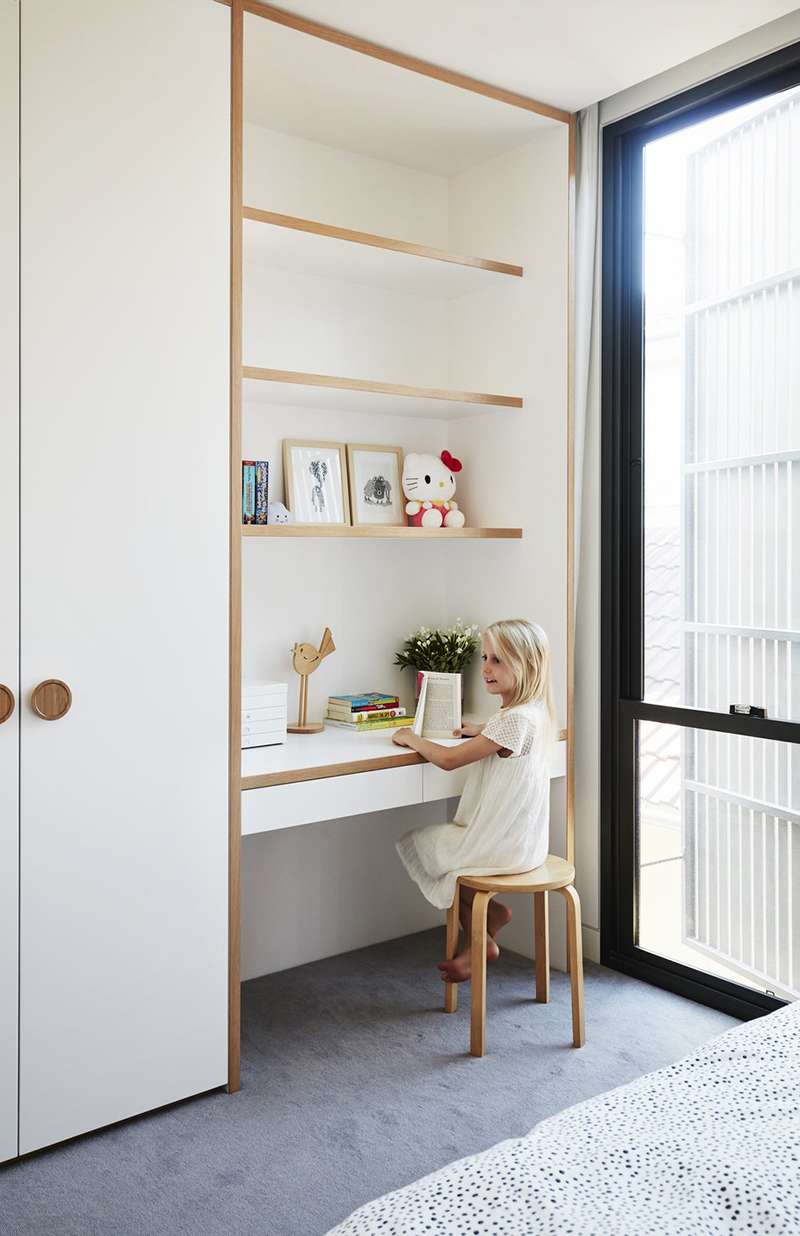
444, 855, 585, 1057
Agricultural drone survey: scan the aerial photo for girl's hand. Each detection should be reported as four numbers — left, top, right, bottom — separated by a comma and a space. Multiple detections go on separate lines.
453, 721, 484, 738
392, 727, 415, 748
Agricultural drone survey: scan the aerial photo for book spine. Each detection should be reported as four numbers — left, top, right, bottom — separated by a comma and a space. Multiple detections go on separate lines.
242, 461, 256, 525
325, 716, 413, 731
327, 696, 399, 709
326, 707, 406, 723
255, 460, 269, 524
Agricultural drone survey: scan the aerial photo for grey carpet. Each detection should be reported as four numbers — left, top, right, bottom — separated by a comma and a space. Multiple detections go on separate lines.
1, 928, 738, 1236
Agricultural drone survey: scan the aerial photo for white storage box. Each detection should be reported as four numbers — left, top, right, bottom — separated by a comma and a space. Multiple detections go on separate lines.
242, 703, 286, 723
242, 681, 287, 748
242, 681, 288, 699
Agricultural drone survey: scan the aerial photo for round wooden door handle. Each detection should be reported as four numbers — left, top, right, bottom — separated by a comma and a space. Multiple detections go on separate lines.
0, 684, 14, 725
31, 679, 72, 721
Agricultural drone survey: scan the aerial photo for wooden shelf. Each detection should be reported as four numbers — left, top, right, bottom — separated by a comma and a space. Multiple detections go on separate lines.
242, 367, 523, 420
243, 207, 522, 299
242, 525, 522, 539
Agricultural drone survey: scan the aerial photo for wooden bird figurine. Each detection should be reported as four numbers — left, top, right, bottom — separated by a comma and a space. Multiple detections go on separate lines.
288, 627, 335, 734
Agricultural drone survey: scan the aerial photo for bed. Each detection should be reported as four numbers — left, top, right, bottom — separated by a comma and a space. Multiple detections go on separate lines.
326, 1000, 800, 1235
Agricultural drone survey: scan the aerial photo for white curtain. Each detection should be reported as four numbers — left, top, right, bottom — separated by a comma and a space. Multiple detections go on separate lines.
573, 103, 601, 595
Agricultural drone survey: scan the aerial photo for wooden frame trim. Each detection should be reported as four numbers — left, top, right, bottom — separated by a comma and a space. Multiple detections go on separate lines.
228, 0, 243, 1095
216, 0, 571, 125
242, 729, 570, 789
243, 366, 523, 409
566, 114, 576, 868
243, 207, 524, 277
243, 752, 424, 789
242, 525, 523, 539
227, 0, 577, 1072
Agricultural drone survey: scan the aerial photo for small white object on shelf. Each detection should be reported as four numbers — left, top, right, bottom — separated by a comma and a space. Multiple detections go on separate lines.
242, 681, 288, 748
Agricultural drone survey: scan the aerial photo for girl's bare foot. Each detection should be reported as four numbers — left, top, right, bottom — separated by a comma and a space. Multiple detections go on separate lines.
487, 900, 512, 938
437, 935, 500, 983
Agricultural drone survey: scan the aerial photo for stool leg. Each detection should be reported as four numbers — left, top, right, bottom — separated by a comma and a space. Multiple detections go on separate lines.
444, 886, 460, 1014
534, 890, 550, 1003
560, 884, 586, 1047
469, 891, 493, 1057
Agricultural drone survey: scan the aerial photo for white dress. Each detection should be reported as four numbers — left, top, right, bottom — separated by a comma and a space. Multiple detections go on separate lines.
396, 702, 551, 910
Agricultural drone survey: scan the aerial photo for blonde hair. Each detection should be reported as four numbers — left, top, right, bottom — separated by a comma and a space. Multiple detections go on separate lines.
484, 619, 557, 743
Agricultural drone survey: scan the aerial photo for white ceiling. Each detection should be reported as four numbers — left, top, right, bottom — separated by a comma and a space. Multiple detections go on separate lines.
245, 16, 558, 176
257, 0, 800, 112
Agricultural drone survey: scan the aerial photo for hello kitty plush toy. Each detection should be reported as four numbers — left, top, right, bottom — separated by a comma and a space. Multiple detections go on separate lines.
402, 450, 466, 529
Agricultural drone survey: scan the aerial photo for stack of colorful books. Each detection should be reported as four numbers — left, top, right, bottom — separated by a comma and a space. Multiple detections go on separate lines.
326, 693, 412, 732
242, 460, 269, 525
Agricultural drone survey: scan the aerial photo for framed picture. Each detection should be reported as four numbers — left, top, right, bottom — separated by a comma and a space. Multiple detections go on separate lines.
346, 444, 405, 527
282, 440, 350, 527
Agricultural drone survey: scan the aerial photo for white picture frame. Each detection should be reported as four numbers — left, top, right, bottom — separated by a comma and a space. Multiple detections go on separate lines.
346, 444, 405, 528
283, 440, 350, 527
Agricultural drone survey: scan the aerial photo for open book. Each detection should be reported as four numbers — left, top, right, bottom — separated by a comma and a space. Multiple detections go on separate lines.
412, 671, 461, 739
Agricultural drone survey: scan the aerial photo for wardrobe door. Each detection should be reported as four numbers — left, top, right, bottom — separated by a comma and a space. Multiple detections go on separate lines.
19, 0, 230, 1153
0, 0, 20, 1167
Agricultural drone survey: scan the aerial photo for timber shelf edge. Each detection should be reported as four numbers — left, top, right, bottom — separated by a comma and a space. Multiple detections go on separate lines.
243, 206, 524, 280
242, 367, 523, 410
242, 525, 523, 539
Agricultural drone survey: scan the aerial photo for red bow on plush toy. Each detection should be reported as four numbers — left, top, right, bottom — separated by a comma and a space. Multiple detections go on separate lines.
440, 449, 462, 473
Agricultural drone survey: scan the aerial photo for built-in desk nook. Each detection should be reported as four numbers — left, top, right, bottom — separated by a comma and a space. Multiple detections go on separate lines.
241, 731, 567, 833
229, 1, 574, 1091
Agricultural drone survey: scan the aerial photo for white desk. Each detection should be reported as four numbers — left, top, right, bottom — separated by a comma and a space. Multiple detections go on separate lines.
241, 729, 566, 836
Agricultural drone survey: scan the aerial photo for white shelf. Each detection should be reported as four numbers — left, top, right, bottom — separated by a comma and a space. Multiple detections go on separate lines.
243, 209, 522, 299
242, 367, 523, 420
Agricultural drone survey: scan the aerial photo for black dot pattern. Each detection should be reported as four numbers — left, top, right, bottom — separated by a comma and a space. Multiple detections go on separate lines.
326, 1001, 800, 1235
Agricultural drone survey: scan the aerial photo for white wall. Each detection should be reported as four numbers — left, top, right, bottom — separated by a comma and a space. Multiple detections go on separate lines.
241, 126, 454, 707
574, 10, 800, 965
242, 803, 446, 980
244, 123, 450, 244
244, 265, 449, 386
446, 127, 570, 964
446, 128, 570, 727
241, 120, 571, 976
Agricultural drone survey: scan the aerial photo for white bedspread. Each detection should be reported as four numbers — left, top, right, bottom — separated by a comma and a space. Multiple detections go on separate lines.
327, 1001, 800, 1235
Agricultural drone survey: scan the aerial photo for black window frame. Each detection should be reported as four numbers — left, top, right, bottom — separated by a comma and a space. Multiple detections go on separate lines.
601, 41, 800, 1021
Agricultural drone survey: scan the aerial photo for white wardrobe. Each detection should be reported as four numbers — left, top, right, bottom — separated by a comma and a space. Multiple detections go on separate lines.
0, 0, 230, 1160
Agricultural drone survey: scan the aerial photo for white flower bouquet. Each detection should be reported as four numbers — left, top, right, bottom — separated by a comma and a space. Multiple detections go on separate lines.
394, 619, 481, 675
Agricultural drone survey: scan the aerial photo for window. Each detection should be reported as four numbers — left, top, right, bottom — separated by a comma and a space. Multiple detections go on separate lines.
602, 44, 800, 1018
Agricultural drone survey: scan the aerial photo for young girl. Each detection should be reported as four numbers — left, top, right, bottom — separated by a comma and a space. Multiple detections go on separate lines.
392, 618, 556, 983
